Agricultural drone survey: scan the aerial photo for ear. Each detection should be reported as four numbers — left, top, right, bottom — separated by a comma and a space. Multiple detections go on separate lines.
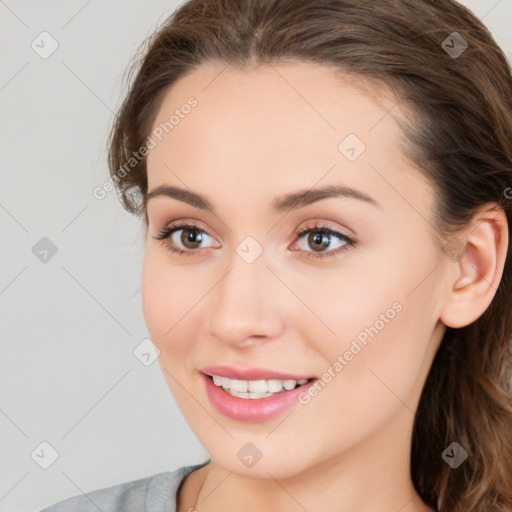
439, 203, 509, 329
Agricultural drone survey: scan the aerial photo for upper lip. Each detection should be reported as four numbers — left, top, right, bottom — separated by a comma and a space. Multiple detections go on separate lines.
200, 365, 317, 381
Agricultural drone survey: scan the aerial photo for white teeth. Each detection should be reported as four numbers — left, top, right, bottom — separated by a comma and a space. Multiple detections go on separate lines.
230, 379, 248, 393
267, 379, 283, 392
209, 374, 311, 396
283, 379, 297, 390
248, 380, 268, 393
227, 389, 274, 399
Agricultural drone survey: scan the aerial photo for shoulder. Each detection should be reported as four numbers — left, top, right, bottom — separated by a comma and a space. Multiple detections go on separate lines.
38, 462, 208, 512
38, 472, 173, 512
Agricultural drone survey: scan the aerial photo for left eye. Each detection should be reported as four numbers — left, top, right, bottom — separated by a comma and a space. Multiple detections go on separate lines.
291, 223, 356, 260
153, 221, 357, 260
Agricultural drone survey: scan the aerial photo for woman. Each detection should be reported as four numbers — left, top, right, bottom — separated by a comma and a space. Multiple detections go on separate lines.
40, 0, 512, 511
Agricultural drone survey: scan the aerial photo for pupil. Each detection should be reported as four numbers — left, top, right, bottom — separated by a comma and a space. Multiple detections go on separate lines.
183, 228, 202, 248
310, 231, 329, 251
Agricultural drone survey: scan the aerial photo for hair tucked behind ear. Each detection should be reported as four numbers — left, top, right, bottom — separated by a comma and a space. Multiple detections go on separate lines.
106, 1, 512, 510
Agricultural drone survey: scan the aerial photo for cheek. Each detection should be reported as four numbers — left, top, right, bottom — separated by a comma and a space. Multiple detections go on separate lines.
311, 250, 440, 417
141, 251, 166, 339
141, 249, 193, 354
141, 251, 199, 409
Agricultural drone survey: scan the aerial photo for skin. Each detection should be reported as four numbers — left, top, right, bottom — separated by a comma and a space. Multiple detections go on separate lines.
141, 60, 508, 512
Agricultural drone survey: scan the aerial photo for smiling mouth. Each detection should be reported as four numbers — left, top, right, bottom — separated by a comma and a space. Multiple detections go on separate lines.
206, 374, 316, 399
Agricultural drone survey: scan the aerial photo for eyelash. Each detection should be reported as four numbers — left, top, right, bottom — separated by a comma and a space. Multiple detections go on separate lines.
153, 221, 357, 260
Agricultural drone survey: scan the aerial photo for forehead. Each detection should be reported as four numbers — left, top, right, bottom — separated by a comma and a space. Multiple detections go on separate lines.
145, 61, 431, 218
148, 60, 401, 153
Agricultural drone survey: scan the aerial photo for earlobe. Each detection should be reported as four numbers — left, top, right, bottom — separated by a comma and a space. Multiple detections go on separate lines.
440, 204, 509, 329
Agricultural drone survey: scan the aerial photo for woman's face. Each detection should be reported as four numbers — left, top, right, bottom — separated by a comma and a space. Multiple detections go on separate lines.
142, 61, 450, 478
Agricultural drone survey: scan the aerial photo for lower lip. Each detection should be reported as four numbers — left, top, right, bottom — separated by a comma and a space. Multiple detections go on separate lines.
201, 373, 317, 422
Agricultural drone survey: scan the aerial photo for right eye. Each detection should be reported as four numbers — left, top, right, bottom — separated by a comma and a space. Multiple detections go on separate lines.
154, 222, 219, 256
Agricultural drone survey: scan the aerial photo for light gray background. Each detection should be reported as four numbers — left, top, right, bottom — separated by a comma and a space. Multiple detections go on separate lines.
1, 1, 511, 511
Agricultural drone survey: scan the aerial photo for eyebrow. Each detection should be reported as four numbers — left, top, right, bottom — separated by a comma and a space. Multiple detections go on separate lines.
144, 183, 380, 214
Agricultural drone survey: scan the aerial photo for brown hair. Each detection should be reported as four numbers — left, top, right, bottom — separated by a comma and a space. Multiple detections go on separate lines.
106, 1, 512, 510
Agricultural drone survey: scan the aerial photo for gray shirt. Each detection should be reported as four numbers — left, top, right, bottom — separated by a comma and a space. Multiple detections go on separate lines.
38, 460, 210, 512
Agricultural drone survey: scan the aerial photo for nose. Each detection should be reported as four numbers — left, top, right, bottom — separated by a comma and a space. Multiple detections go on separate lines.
207, 254, 286, 348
